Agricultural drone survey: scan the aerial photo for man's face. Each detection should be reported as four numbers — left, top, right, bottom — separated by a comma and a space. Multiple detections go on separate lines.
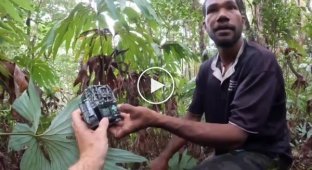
204, 0, 244, 48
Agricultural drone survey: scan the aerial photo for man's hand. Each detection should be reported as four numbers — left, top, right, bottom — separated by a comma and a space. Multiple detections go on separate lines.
70, 109, 109, 170
150, 155, 169, 170
109, 104, 160, 139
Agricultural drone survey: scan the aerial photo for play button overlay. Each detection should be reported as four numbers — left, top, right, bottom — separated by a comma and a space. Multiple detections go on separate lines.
151, 79, 165, 93
137, 67, 175, 104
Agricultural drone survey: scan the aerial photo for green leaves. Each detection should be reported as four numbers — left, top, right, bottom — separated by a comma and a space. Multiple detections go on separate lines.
9, 81, 79, 170
0, 20, 27, 45
0, 0, 33, 23
162, 41, 198, 62
19, 140, 56, 170
105, 0, 120, 20
7, 79, 147, 170
105, 148, 147, 169
133, 0, 160, 23
160, 41, 199, 72
39, 0, 161, 62
1, 0, 23, 23
38, 3, 97, 59
10, 0, 34, 11
14, 56, 59, 90
169, 150, 198, 170
12, 80, 41, 131
8, 123, 36, 151
29, 59, 59, 90
75, 28, 114, 60
106, 148, 147, 163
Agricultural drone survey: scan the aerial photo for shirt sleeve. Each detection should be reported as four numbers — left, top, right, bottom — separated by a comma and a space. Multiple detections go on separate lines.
188, 63, 207, 116
228, 71, 278, 134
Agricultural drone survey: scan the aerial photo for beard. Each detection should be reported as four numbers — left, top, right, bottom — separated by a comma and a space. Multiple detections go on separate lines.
208, 30, 242, 48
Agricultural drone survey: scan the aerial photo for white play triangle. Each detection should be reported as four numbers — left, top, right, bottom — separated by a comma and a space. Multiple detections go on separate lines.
151, 78, 165, 93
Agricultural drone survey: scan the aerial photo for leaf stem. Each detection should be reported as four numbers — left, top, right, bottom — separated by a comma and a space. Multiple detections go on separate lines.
0, 132, 37, 136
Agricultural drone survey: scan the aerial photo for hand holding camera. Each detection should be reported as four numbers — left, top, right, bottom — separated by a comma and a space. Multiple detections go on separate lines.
79, 85, 122, 129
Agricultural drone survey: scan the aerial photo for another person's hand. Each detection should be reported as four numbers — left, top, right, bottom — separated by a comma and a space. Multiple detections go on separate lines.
110, 104, 160, 138
70, 109, 109, 170
150, 155, 169, 170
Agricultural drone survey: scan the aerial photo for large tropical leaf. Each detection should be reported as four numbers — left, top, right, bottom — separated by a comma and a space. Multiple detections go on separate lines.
7, 79, 147, 170
104, 148, 147, 170
8, 123, 36, 151
132, 0, 160, 22
161, 41, 198, 62
0, 0, 33, 23
12, 80, 41, 131
0, 0, 23, 23
0, 20, 27, 45
10, 0, 34, 11
39, 0, 160, 61
38, 3, 97, 59
0, 22, 18, 45
104, 0, 120, 20
14, 56, 59, 90
106, 148, 147, 163
29, 58, 59, 90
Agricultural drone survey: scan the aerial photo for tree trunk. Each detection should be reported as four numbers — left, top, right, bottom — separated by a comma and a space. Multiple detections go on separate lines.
252, 1, 267, 46
199, 22, 208, 62
235, 0, 255, 41
308, 0, 312, 12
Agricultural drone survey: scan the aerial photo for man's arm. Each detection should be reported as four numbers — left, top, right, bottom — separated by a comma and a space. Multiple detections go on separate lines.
155, 113, 247, 149
112, 104, 248, 150
150, 112, 202, 169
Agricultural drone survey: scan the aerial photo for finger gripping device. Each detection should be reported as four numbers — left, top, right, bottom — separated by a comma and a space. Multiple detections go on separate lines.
79, 85, 121, 129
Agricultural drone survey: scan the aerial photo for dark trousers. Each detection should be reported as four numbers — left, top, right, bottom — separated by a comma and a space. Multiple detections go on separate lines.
193, 150, 291, 170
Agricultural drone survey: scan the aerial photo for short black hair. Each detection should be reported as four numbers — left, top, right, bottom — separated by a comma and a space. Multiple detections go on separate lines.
202, 0, 241, 16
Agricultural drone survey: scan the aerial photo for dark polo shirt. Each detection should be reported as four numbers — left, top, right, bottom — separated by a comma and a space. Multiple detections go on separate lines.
188, 41, 292, 160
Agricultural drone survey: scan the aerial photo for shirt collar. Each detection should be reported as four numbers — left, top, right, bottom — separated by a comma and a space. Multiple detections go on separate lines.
211, 41, 245, 84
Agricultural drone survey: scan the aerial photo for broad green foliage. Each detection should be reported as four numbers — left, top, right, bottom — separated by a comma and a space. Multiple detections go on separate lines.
169, 150, 198, 170
0, 0, 33, 45
105, 148, 147, 169
12, 80, 41, 131
175, 78, 196, 116
254, 0, 311, 56
39, 1, 159, 60
5, 80, 146, 170
152, 0, 203, 50
261, 0, 301, 38
162, 42, 198, 62
14, 56, 59, 90
0, 0, 33, 23
0, 20, 27, 45
39, 0, 197, 73
1, 0, 312, 169
0, 0, 59, 90
251, 0, 312, 120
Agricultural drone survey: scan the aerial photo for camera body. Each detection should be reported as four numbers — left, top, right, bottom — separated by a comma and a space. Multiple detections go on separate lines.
79, 85, 121, 129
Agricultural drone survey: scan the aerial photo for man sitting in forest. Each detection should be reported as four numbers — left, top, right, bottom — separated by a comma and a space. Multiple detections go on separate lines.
71, 0, 293, 169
